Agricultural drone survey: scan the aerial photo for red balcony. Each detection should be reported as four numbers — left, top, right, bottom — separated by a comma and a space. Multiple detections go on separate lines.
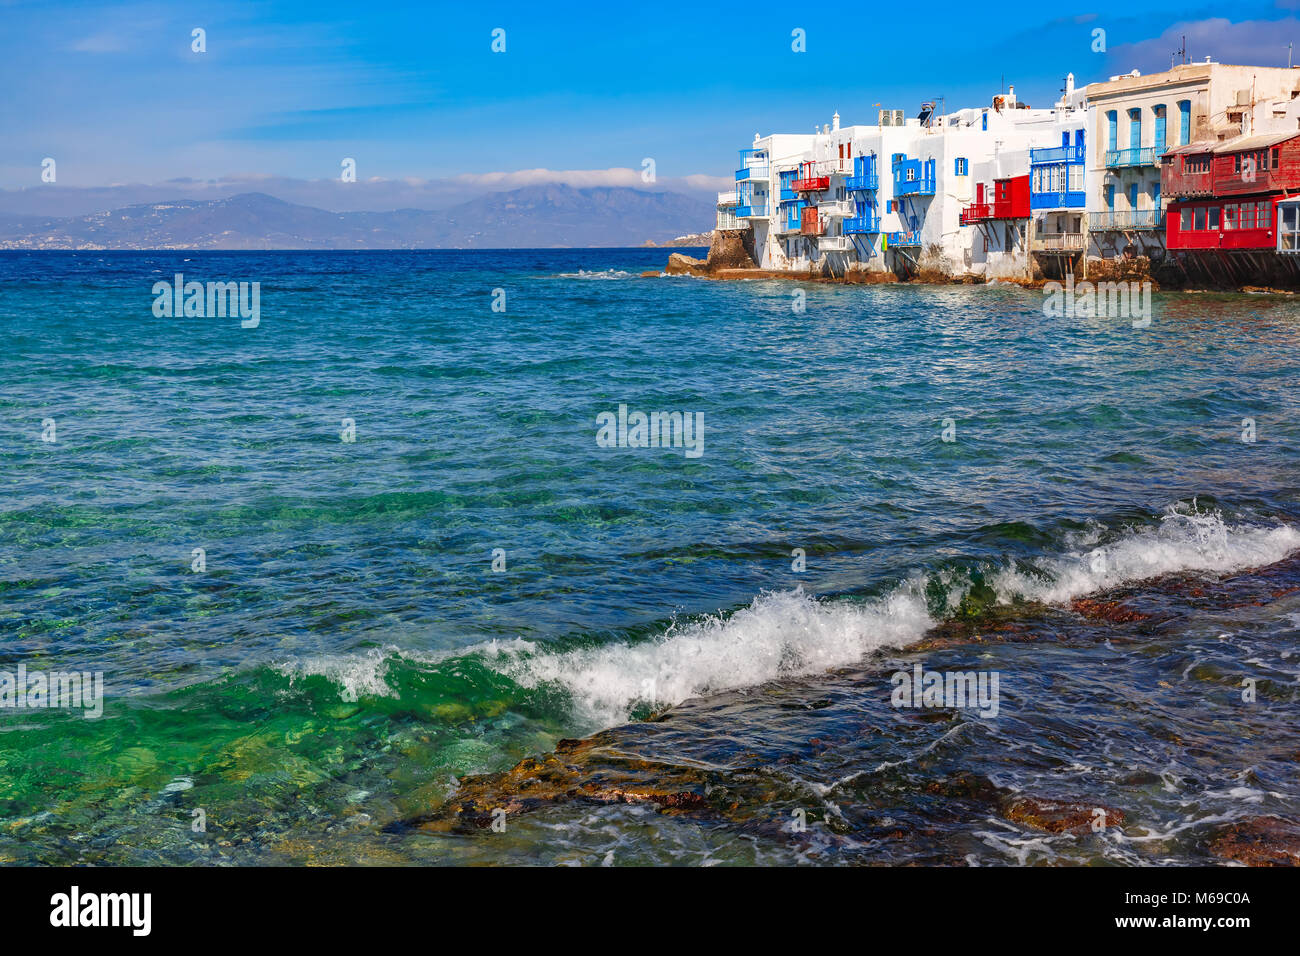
960, 177, 1030, 226
799, 208, 824, 235
793, 161, 829, 193
793, 175, 830, 192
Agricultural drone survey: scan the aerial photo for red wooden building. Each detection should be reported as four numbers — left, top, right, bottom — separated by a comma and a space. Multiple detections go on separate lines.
1164, 132, 1300, 251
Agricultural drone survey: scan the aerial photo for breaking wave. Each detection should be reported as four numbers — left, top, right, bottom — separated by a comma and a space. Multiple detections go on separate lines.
281, 506, 1300, 733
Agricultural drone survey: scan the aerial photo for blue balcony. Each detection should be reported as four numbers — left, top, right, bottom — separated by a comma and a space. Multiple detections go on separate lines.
1030, 144, 1086, 165
893, 156, 936, 196
1103, 147, 1158, 168
1030, 190, 1086, 210
895, 177, 936, 197
886, 230, 922, 247
735, 203, 769, 219
737, 148, 769, 182
845, 214, 880, 234
847, 155, 879, 192
778, 170, 798, 201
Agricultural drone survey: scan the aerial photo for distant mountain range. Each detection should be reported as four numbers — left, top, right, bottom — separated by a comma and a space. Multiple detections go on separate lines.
0, 185, 715, 250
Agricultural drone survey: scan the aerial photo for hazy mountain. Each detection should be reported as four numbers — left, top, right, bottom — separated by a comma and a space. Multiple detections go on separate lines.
0, 186, 715, 250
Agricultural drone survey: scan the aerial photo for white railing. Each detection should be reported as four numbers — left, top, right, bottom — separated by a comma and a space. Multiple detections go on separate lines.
817, 200, 854, 219
717, 191, 739, 206
818, 235, 853, 251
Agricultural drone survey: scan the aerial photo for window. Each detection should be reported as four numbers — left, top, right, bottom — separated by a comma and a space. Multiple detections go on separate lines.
1180, 207, 1192, 230
1154, 105, 1166, 151
1224, 204, 1236, 229
1128, 108, 1142, 149
1068, 164, 1083, 192
982, 112, 988, 131
1178, 100, 1191, 145
955, 157, 968, 175
1106, 110, 1118, 151
1208, 206, 1220, 229
1280, 201, 1300, 252
1105, 182, 1115, 209
1194, 206, 1207, 230
1273, 147, 1282, 169
1261, 202, 1273, 229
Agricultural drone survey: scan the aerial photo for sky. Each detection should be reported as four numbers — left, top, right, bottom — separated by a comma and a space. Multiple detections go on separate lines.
2, 0, 1298, 213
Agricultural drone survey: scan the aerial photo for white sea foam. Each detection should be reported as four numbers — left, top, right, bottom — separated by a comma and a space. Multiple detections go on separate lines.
988, 506, 1300, 606
284, 507, 1300, 731
477, 583, 935, 729
555, 269, 634, 279
280, 646, 399, 699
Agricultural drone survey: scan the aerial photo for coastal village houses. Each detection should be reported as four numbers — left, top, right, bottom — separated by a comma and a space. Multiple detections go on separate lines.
715, 60, 1300, 284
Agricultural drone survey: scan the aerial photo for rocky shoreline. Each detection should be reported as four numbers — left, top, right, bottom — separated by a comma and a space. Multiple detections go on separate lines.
649, 228, 1300, 293
395, 552, 1300, 866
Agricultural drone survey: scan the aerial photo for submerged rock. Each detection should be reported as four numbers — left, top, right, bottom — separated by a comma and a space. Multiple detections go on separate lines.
1001, 796, 1125, 834
1208, 816, 1300, 866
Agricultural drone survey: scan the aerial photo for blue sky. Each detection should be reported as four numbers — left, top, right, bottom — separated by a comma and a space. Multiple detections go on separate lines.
1, 0, 1297, 209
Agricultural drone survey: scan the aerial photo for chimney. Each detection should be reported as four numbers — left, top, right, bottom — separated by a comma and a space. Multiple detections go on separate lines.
832, 111, 841, 131
1065, 73, 1075, 99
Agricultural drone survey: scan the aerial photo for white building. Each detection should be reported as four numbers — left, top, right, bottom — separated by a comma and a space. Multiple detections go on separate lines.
719, 83, 1088, 279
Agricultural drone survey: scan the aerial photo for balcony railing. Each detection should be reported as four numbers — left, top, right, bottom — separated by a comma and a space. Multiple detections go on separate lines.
1030, 232, 1086, 252
717, 190, 739, 206
818, 236, 853, 252
716, 210, 742, 231
886, 230, 922, 247
960, 202, 992, 225
1030, 144, 1085, 165
894, 176, 936, 196
846, 172, 879, 191
844, 215, 880, 234
818, 200, 853, 219
736, 164, 770, 182
1103, 147, 1158, 168
793, 176, 830, 192
1030, 191, 1086, 210
735, 204, 769, 219
1089, 209, 1163, 230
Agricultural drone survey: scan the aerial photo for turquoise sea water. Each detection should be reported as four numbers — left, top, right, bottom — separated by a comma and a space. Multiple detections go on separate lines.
2, 249, 1299, 864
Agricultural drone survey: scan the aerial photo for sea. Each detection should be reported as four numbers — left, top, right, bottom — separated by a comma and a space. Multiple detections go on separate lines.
1, 248, 1298, 865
